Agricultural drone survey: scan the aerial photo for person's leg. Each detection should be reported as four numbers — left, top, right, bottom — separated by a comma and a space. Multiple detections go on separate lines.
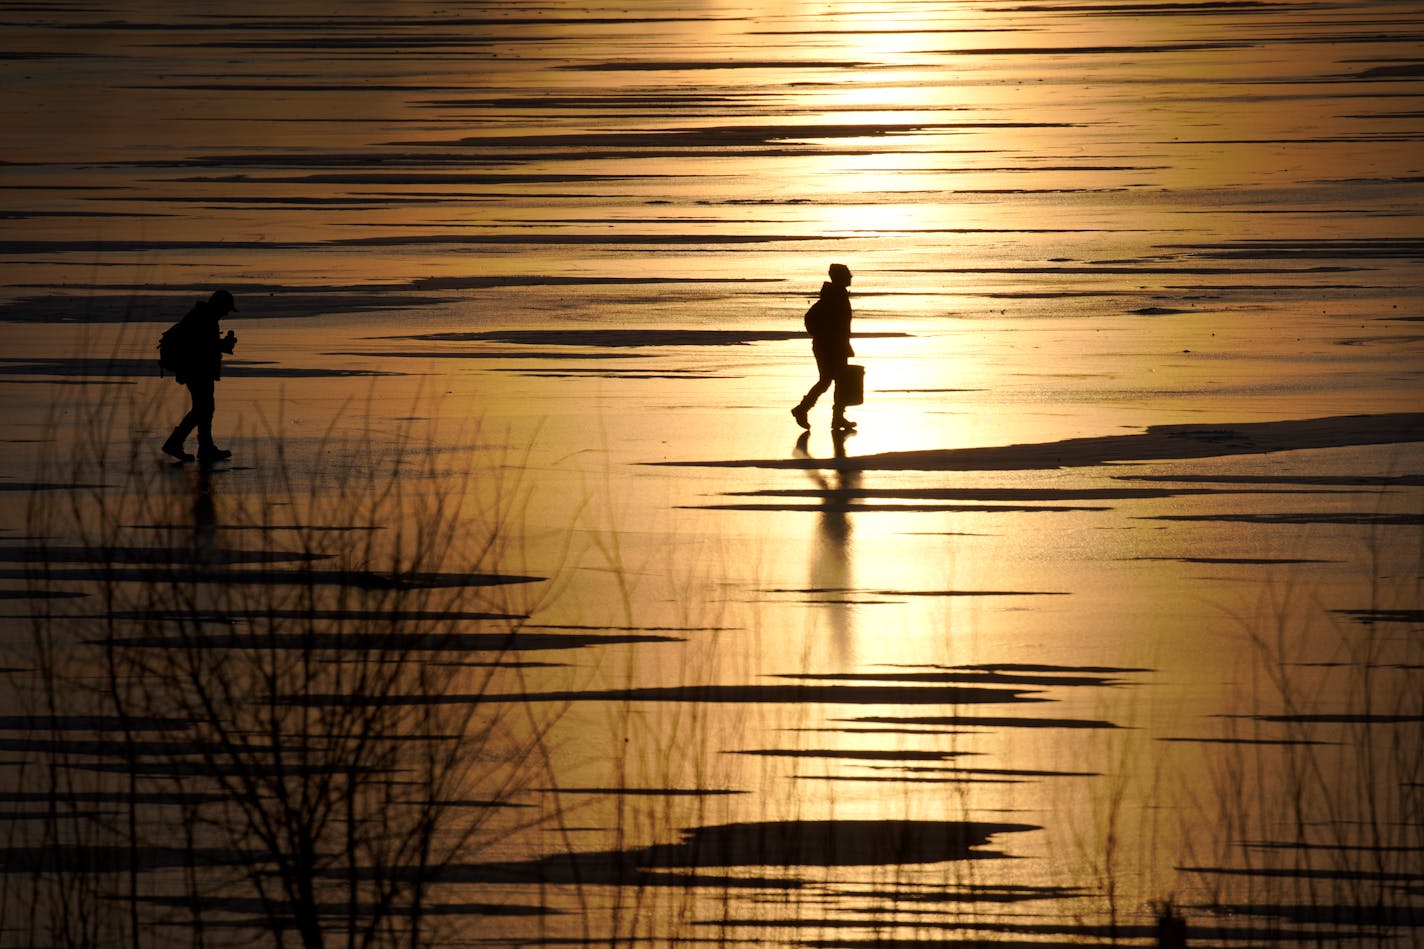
188, 378, 222, 457
793, 346, 837, 426
163, 384, 200, 459
830, 354, 855, 430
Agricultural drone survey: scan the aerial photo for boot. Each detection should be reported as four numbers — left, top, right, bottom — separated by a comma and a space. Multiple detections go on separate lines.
162, 434, 193, 462
197, 446, 231, 465
831, 411, 856, 432
791, 405, 810, 429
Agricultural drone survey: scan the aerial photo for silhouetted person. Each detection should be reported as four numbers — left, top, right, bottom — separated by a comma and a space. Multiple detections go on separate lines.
791, 263, 855, 432
161, 289, 237, 464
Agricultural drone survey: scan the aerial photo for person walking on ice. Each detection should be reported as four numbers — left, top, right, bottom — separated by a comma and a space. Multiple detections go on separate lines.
792, 263, 857, 432
159, 289, 238, 464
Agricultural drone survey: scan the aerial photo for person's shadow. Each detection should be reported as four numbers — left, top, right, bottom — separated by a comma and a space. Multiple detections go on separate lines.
794, 430, 860, 663
190, 465, 218, 567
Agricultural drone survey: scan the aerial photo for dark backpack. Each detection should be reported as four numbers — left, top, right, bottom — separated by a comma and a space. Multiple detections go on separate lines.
156, 317, 199, 381
803, 298, 829, 336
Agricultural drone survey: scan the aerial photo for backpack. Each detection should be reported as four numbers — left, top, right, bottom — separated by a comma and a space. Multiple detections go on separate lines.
156, 316, 199, 381
803, 298, 829, 336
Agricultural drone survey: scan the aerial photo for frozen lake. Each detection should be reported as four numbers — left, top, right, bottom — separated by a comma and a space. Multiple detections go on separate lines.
1, 2, 1421, 945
